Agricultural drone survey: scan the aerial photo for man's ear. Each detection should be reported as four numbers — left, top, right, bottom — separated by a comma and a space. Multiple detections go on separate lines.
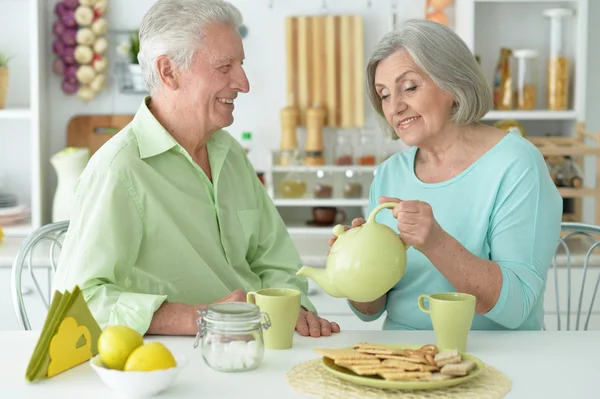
155, 56, 179, 90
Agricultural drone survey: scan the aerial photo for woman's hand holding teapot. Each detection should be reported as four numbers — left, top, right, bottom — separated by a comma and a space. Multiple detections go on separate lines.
378, 196, 445, 254
327, 217, 366, 250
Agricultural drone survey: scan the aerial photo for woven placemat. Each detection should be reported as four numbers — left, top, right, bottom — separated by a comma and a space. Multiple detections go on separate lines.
286, 359, 512, 399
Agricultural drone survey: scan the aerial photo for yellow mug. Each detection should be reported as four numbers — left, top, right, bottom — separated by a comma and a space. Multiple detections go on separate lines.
418, 292, 476, 352
247, 288, 301, 350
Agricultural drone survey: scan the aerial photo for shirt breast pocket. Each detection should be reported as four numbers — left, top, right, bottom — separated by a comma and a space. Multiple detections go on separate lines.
237, 209, 260, 251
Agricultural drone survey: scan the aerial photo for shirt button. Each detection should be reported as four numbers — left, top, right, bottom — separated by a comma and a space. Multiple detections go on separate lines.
125, 278, 132, 288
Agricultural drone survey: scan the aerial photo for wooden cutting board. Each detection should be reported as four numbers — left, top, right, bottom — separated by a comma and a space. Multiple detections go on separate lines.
66, 114, 134, 155
285, 15, 364, 128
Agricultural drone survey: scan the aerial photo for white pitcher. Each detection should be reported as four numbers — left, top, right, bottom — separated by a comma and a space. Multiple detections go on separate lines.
50, 147, 90, 222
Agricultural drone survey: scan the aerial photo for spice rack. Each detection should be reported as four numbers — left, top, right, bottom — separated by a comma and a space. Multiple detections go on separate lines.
264, 150, 377, 235
527, 123, 600, 224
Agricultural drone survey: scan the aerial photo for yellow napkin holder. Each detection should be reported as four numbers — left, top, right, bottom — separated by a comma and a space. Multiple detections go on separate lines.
25, 285, 102, 382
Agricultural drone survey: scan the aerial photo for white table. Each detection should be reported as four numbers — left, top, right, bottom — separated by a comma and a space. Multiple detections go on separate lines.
1, 330, 597, 398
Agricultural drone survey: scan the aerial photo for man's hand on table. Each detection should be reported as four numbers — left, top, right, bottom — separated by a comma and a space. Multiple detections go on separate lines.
296, 307, 340, 337
214, 289, 340, 337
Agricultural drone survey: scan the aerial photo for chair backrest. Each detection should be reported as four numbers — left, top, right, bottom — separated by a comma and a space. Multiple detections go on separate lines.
11, 221, 69, 330
548, 222, 600, 331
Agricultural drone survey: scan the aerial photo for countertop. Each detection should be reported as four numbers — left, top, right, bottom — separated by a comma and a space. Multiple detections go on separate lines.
1, 330, 598, 398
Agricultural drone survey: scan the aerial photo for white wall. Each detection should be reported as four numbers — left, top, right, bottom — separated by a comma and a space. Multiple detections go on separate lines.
33, 0, 600, 221
41, 0, 426, 218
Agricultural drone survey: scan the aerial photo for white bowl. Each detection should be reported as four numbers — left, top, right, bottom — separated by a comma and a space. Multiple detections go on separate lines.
90, 354, 188, 398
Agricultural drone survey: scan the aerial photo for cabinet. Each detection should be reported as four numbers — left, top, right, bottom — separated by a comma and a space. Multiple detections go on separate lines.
0, 0, 45, 237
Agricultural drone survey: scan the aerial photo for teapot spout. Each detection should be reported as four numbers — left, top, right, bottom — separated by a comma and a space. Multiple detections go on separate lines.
297, 266, 344, 298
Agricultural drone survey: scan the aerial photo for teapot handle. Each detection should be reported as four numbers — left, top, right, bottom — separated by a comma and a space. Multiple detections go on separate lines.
366, 201, 412, 250
366, 202, 398, 224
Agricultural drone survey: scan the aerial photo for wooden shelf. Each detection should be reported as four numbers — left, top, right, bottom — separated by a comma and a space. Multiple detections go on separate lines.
528, 137, 600, 156
558, 188, 599, 198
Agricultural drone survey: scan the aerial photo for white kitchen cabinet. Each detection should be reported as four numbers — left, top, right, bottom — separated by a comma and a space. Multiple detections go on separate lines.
0, 267, 51, 331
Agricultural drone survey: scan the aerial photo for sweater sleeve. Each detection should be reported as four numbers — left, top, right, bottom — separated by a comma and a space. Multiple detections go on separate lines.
484, 151, 562, 329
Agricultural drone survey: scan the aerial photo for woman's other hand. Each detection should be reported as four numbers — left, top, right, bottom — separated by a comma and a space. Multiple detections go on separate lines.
326, 218, 366, 254
379, 196, 445, 254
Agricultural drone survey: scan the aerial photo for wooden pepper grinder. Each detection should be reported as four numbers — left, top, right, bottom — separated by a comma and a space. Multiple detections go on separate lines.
280, 106, 299, 166
305, 105, 327, 166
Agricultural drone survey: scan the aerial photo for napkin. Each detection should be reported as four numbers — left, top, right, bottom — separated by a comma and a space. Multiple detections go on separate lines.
25, 285, 102, 382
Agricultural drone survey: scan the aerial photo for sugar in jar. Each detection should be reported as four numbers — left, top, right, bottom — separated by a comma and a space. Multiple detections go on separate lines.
194, 302, 271, 372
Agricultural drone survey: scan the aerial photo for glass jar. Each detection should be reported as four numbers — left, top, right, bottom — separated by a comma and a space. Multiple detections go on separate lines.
279, 172, 307, 198
334, 132, 355, 165
357, 133, 377, 165
493, 47, 513, 110
343, 170, 363, 199
544, 8, 573, 110
313, 170, 333, 199
513, 50, 539, 110
194, 302, 271, 372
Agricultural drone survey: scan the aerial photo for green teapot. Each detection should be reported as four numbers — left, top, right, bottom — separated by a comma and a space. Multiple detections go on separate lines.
296, 202, 410, 302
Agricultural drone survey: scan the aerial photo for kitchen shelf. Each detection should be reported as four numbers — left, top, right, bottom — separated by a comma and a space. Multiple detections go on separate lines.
272, 198, 369, 207
0, 107, 31, 120
271, 165, 378, 174
287, 225, 334, 235
2, 220, 33, 237
482, 110, 577, 121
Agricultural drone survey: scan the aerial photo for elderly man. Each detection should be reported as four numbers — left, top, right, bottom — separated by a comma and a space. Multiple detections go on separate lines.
52, 0, 340, 338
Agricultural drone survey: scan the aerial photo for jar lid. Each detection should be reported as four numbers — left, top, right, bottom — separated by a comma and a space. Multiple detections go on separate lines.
203, 302, 262, 324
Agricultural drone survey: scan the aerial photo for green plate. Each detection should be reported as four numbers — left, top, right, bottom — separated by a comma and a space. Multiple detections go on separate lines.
321, 344, 485, 391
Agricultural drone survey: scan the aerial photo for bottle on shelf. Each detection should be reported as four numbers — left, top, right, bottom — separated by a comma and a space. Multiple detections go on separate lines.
358, 132, 377, 165
343, 170, 363, 199
279, 106, 299, 166
334, 131, 355, 165
304, 105, 326, 166
313, 169, 333, 199
493, 48, 513, 110
544, 8, 573, 111
512, 50, 539, 111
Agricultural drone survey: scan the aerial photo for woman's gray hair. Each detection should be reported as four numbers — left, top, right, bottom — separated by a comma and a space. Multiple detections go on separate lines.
138, 0, 243, 94
366, 19, 492, 139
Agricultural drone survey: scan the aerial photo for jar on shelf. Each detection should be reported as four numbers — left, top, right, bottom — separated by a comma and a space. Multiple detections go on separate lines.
343, 170, 363, 199
544, 8, 574, 110
334, 131, 355, 165
313, 169, 333, 199
278, 171, 307, 198
512, 50, 539, 110
358, 133, 377, 165
194, 302, 271, 373
493, 47, 513, 110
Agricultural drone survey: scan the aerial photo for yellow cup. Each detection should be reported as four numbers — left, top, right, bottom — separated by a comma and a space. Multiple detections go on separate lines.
247, 288, 301, 350
418, 292, 476, 352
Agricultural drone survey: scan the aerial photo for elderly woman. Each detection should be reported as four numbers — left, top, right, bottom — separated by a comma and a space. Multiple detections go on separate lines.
330, 19, 562, 330
53, 0, 339, 338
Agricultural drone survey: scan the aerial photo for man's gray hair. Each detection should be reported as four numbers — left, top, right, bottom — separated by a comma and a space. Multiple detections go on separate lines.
138, 0, 243, 94
366, 19, 492, 139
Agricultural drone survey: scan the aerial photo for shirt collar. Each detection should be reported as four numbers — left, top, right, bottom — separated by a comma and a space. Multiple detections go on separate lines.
132, 96, 232, 159
131, 97, 178, 159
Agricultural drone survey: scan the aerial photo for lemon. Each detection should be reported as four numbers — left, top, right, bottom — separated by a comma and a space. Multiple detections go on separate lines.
124, 342, 177, 372
97, 325, 144, 370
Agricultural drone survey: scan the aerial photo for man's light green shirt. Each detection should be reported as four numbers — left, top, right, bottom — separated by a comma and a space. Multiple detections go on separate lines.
52, 98, 315, 334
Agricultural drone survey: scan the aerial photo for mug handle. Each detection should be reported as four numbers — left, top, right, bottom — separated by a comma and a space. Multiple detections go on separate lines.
417, 295, 431, 314
247, 292, 256, 304
335, 209, 347, 225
